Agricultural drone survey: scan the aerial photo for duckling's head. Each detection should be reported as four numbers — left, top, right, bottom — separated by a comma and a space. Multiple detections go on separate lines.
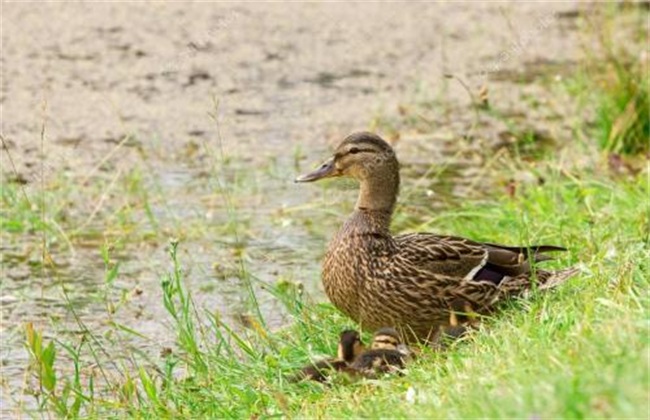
337, 329, 365, 362
295, 132, 398, 183
371, 327, 402, 350
296, 132, 400, 211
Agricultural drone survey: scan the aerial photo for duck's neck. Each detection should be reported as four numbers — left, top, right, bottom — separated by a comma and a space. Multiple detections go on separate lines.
348, 169, 400, 235
345, 209, 392, 236
355, 167, 400, 214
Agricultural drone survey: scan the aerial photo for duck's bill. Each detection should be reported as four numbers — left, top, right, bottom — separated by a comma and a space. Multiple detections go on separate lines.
396, 343, 411, 356
295, 157, 339, 183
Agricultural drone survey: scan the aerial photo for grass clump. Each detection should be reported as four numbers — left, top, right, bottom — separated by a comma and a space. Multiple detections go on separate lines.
590, 54, 649, 156
571, 5, 649, 156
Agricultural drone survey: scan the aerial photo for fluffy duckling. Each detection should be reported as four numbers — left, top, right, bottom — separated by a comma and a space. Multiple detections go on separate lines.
429, 298, 481, 349
350, 327, 410, 379
291, 329, 365, 383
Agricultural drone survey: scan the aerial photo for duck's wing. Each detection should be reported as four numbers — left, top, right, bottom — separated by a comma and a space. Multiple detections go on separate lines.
393, 234, 487, 281
394, 233, 567, 284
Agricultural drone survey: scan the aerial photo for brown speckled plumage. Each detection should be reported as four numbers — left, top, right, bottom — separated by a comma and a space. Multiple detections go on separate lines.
297, 132, 579, 343
350, 327, 409, 378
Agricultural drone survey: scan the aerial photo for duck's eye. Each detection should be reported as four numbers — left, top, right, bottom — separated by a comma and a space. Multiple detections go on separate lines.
349, 147, 361, 154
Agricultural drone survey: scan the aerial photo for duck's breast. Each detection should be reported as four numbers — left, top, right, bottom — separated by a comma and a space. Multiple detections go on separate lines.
323, 234, 363, 321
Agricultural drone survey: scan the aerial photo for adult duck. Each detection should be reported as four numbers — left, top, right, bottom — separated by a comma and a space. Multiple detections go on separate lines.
296, 132, 578, 343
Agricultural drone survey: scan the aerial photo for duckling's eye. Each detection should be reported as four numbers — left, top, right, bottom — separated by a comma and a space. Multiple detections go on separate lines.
349, 147, 361, 154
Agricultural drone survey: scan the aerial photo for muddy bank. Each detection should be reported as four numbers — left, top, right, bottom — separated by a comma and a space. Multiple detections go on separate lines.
2, 2, 586, 175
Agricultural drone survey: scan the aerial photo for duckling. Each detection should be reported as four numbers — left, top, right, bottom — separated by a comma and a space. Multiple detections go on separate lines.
431, 300, 477, 349
350, 327, 409, 379
296, 132, 579, 343
290, 329, 364, 383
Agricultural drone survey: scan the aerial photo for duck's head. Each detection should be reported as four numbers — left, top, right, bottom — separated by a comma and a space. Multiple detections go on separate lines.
371, 327, 412, 355
337, 329, 365, 362
295, 132, 398, 183
296, 132, 400, 212
370, 327, 402, 350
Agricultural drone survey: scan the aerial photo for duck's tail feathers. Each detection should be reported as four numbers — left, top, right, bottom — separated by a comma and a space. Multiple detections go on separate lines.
497, 266, 580, 297
537, 266, 581, 290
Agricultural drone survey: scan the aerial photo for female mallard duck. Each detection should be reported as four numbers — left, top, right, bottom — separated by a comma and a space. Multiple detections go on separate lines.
296, 132, 578, 343
350, 327, 410, 378
291, 329, 365, 382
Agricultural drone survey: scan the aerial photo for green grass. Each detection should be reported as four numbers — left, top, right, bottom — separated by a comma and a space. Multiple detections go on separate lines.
18, 154, 649, 418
